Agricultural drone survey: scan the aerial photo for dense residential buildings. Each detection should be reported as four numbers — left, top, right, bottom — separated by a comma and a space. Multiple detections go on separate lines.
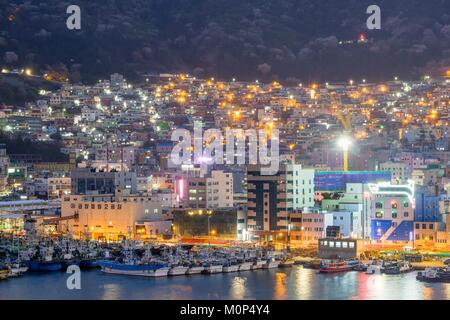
1, 73, 450, 251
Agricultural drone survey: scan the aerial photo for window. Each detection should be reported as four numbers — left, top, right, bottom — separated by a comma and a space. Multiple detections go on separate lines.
429, 224, 434, 229
336, 241, 341, 248
349, 242, 355, 248
403, 212, 409, 218
329, 241, 335, 247
422, 224, 426, 229
342, 242, 348, 248
392, 211, 398, 218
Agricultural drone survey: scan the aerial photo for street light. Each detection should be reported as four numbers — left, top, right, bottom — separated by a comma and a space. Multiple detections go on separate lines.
338, 136, 352, 172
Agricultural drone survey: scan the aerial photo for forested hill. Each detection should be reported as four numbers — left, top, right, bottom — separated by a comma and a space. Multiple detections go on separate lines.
0, 0, 449, 84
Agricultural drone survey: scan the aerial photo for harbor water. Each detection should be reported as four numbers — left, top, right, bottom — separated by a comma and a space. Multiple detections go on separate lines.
0, 266, 449, 300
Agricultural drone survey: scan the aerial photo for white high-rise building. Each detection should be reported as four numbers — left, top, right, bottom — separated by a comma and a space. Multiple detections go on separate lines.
287, 164, 315, 209
206, 170, 234, 208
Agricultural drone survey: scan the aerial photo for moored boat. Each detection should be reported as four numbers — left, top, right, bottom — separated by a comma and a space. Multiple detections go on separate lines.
238, 262, 253, 271
168, 265, 189, 276
8, 263, 28, 277
279, 259, 295, 268
186, 265, 205, 275
319, 260, 358, 273
26, 260, 63, 272
203, 264, 223, 274
79, 258, 99, 269
383, 261, 413, 275
222, 263, 239, 273
366, 264, 382, 275
0, 268, 10, 280
416, 268, 450, 283
251, 259, 266, 270
98, 261, 170, 277
263, 258, 280, 269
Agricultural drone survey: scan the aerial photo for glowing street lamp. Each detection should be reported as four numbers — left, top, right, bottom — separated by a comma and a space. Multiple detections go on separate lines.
338, 136, 352, 172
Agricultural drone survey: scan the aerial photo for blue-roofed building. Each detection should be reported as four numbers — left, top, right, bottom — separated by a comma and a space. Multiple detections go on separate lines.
314, 171, 391, 191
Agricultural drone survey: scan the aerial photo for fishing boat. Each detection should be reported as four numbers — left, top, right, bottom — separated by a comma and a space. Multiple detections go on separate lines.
25, 244, 63, 272
61, 254, 81, 270
26, 260, 62, 272
383, 261, 413, 275
186, 264, 205, 275
251, 259, 266, 270
203, 263, 223, 274
303, 260, 321, 269
366, 264, 382, 275
417, 268, 450, 283
79, 258, 99, 269
222, 261, 239, 273
168, 265, 189, 276
99, 260, 170, 277
0, 267, 10, 280
238, 261, 253, 271
263, 258, 280, 269
279, 258, 295, 268
8, 263, 28, 277
319, 260, 358, 273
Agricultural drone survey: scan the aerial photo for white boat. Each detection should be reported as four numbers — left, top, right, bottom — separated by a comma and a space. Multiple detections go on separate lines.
263, 259, 280, 269
366, 264, 382, 275
238, 262, 253, 271
251, 260, 266, 270
279, 259, 295, 268
223, 264, 239, 273
101, 266, 170, 277
203, 264, 223, 274
187, 266, 205, 274
150, 267, 170, 277
8, 264, 28, 277
168, 266, 189, 276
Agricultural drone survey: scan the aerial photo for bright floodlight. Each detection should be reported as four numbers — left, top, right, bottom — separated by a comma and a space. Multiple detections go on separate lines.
338, 136, 352, 150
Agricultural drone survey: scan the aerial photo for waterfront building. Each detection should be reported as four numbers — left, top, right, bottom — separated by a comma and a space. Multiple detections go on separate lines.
186, 177, 207, 209
367, 181, 415, 243
289, 210, 330, 247
206, 170, 234, 208
61, 188, 166, 240
246, 164, 292, 241
318, 238, 365, 259
70, 167, 137, 195
286, 164, 315, 209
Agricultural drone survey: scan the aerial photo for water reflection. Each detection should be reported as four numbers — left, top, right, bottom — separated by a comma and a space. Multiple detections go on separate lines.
1, 267, 449, 300
274, 272, 287, 300
230, 276, 247, 299
102, 283, 121, 300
